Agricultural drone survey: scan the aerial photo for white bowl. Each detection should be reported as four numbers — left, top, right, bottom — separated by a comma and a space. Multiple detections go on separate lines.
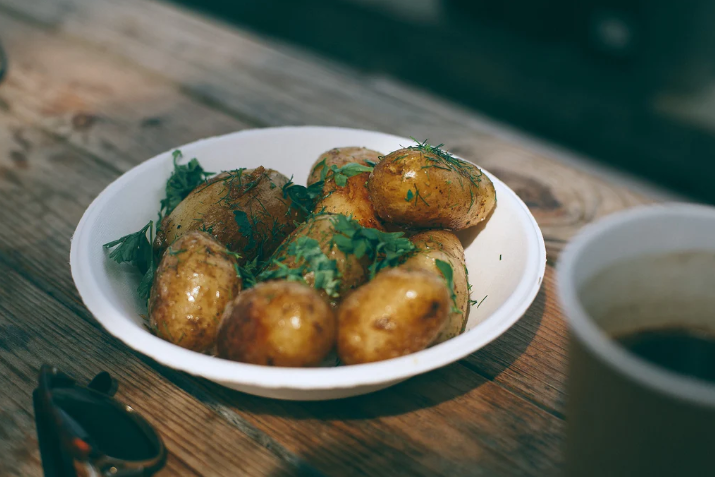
70, 126, 546, 400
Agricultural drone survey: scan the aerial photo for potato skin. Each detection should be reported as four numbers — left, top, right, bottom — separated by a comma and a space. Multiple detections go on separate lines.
262, 213, 368, 305
402, 230, 469, 344
149, 231, 241, 352
367, 147, 496, 230
155, 167, 302, 263
337, 268, 451, 365
217, 281, 336, 367
308, 147, 385, 230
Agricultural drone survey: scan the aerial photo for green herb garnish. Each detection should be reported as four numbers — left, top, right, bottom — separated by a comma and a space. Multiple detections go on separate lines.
331, 215, 415, 279
405, 189, 414, 202
435, 259, 460, 314
103, 221, 156, 301
160, 150, 213, 218
257, 236, 340, 297
234, 255, 261, 289
406, 139, 486, 209
282, 178, 324, 215
233, 210, 255, 248
328, 163, 373, 187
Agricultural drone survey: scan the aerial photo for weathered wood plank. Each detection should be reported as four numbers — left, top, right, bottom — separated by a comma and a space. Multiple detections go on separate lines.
0, 113, 314, 476
465, 266, 568, 416
0, 11, 254, 174
0, 103, 563, 476
0, 0, 653, 258
0, 264, 306, 477
0, 1, 659, 474
0, 0, 575, 420
186, 364, 564, 476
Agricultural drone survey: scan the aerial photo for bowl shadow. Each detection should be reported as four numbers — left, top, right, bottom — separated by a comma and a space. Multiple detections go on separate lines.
148, 282, 546, 424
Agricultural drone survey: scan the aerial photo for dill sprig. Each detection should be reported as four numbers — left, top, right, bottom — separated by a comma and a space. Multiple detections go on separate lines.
406, 138, 483, 191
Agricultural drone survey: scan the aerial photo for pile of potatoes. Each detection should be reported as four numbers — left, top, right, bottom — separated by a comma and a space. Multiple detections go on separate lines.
147, 144, 496, 366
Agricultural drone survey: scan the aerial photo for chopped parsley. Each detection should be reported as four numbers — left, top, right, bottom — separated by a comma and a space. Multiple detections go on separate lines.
160, 150, 213, 218
405, 189, 414, 202
282, 178, 324, 215
331, 215, 415, 279
328, 163, 373, 187
313, 159, 374, 187
105, 152, 214, 303
258, 236, 340, 297
435, 259, 460, 314
233, 210, 255, 248
103, 221, 156, 301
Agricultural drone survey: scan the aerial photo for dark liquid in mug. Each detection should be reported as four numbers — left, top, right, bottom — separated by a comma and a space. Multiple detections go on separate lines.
615, 327, 715, 384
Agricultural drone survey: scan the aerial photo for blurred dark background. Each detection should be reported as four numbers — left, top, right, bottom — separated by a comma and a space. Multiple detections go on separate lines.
174, 0, 715, 203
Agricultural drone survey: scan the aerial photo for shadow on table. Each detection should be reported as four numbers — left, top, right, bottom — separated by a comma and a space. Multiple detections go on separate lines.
463, 284, 547, 380
194, 284, 546, 422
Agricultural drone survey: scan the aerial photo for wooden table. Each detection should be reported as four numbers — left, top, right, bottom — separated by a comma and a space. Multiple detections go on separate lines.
0, 0, 658, 475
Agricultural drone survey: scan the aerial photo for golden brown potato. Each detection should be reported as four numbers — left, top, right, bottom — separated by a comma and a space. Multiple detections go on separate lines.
217, 281, 336, 367
367, 146, 496, 230
154, 167, 303, 263
307, 147, 385, 230
402, 230, 469, 344
149, 231, 241, 352
337, 268, 451, 364
261, 213, 368, 305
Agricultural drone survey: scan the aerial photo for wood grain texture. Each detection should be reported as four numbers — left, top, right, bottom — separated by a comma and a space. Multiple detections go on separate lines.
0, 95, 564, 476
0, 0, 661, 475
0, 264, 304, 477
0, 0, 654, 258
0, 112, 313, 476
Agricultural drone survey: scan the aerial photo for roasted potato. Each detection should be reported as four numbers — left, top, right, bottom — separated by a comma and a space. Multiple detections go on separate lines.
217, 281, 336, 366
367, 146, 496, 230
402, 230, 469, 344
149, 231, 241, 352
155, 167, 302, 263
337, 268, 451, 364
261, 213, 368, 305
307, 147, 385, 230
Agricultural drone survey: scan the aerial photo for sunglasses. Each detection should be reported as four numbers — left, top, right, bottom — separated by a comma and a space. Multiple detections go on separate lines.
33, 365, 167, 477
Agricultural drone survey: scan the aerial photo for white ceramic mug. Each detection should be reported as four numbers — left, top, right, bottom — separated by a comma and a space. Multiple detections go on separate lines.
558, 204, 715, 477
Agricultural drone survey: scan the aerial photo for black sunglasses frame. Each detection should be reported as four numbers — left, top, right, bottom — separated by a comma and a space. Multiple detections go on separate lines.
33, 365, 167, 477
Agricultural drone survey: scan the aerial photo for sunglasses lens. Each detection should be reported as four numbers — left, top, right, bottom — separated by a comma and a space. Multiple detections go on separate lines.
52, 388, 159, 461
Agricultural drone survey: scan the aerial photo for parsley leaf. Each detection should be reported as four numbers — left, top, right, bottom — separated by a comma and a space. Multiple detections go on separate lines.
103, 221, 156, 301
435, 259, 460, 314
331, 215, 415, 279
137, 265, 156, 302
329, 163, 373, 187
232, 254, 262, 289
282, 178, 324, 215
258, 236, 340, 297
233, 210, 255, 248
160, 150, 213, 218
405, 189, 414, 202
103, 221, 154, 273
